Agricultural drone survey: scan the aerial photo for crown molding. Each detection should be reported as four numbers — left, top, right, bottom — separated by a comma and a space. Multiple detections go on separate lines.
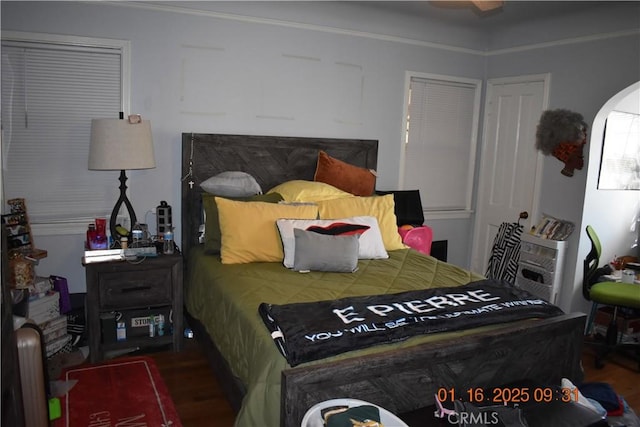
486, 28, 640, 56
95, 1, 485, 56
86, 2, 640, 57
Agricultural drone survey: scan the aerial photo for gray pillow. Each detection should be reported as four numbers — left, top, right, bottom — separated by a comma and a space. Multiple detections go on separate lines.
200, 171, 262, 197
293, 228, 359, 273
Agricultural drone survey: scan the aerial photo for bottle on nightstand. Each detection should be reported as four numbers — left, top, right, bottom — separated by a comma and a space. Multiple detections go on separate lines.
131, 222, 143, 245
163, 228, 174, 255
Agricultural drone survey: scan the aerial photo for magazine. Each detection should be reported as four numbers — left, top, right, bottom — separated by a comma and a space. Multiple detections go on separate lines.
529, 214, 574, 240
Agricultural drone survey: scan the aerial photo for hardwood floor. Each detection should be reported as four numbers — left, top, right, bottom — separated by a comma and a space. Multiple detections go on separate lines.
580, 345, 640, 412
150, 340, 234, 426
150, 339, 640, 427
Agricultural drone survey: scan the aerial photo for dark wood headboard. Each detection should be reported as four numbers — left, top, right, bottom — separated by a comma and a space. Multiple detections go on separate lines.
180, 133, 378, 256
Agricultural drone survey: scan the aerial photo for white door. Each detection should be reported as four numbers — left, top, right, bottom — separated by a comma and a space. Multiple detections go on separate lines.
470, 74, 549, 274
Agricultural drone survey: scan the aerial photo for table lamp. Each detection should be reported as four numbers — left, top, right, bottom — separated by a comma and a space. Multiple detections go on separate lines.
88, 115, 155, 241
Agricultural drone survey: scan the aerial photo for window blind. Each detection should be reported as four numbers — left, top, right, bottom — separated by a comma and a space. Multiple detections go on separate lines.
1, 40, 124, 232
404, 75, 480, 213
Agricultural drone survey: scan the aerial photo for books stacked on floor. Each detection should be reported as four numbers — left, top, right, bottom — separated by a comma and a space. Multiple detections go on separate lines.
28, 288, 59, 324
41, 315, 71, 357
28, 287, 72, 357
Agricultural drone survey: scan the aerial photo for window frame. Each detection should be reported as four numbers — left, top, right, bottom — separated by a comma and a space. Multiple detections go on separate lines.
399, 71, 482, 220
1, 31, 131, 235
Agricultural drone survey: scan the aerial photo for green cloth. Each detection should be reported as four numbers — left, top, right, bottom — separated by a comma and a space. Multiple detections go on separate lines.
185, 246, 484, 427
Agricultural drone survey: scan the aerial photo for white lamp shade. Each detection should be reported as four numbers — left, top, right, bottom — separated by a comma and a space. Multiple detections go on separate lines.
89, 118, 156, 170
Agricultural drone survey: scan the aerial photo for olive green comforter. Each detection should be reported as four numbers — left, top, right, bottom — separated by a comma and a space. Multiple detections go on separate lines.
185, 246, 484, 427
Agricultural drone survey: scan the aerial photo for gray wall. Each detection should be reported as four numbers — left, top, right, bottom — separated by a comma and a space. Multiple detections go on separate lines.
572, 84, 640, 314
2, 1, 486, 292
2, 1, 639, 306
485, 33, 640, 311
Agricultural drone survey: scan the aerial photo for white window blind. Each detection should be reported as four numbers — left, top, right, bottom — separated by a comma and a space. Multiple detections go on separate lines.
403, 74, 481, 215
1, 35, 127, 233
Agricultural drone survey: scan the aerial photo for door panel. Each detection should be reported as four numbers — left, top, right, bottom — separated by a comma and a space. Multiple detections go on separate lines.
471, 75, 548, 274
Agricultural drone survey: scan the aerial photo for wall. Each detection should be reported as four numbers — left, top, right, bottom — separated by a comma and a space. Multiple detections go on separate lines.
484, 31, 640, 311
2, 1, 639, 302
572, 83, 640, 315
1, 1, 486, 293
484, 2, 640, 51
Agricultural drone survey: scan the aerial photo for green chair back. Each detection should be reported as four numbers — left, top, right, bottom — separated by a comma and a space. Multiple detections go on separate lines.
583, 225, 603, 301
586, 225, 602, 258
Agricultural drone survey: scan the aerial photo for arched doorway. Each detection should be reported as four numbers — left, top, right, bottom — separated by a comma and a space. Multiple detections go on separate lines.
566, 81, 640, 315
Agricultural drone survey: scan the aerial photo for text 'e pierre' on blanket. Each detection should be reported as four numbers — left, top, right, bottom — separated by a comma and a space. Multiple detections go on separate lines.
258, 279, 564, 367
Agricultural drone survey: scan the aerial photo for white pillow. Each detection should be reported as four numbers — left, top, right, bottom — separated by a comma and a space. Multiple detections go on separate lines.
276, 216, 388, 268
200, 171, 262, 197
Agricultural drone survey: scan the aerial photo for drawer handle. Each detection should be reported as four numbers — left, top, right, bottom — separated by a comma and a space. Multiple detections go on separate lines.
115, 285, 152, 293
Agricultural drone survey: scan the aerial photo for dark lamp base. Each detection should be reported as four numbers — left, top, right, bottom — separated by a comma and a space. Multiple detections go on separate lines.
110, 169, 138, 241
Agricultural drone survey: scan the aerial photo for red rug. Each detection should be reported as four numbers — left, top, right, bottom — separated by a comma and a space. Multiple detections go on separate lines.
56, 356, 182, 427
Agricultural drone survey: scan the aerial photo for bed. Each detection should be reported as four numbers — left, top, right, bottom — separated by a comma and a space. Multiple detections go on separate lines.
180, 133, 586, 427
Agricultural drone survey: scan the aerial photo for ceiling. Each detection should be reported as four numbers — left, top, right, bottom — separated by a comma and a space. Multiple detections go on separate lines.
359, 1, 617, 30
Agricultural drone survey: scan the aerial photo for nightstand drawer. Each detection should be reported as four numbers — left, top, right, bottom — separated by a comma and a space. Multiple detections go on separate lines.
99, 268, 172, 309
85, 255, 183, 362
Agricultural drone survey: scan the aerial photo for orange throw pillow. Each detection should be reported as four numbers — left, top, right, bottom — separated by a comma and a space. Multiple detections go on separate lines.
313, 150, 376, 196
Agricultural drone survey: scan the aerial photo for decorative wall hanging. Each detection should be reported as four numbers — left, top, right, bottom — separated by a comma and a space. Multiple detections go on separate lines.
535, 109, 588, 177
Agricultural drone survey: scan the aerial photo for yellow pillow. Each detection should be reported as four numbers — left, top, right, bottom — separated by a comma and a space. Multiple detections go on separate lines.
317, 194, 405, 251
216, 197, 319, 264
267, 180, 354, 202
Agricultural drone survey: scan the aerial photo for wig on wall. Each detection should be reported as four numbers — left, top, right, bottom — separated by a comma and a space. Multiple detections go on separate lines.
535, 109, 588, 154
535, 109, 589, 177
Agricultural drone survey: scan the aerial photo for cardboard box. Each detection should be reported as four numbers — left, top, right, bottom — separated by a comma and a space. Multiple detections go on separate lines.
119, 307, 173, 339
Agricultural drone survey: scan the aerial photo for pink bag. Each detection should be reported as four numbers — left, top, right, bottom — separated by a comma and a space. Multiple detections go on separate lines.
398, 225, 433, 255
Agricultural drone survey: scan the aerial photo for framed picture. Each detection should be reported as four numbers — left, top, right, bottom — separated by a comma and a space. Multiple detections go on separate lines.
7, 198, 26, 214
1, 198, 33, 252
598, 110, 640, 190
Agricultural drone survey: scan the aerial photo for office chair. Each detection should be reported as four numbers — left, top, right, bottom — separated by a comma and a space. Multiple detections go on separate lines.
583, 225, 640, 369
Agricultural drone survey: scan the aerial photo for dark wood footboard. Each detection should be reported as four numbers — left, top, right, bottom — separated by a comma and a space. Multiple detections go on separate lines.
281, 312, 586, 427
188, 309, 585, 426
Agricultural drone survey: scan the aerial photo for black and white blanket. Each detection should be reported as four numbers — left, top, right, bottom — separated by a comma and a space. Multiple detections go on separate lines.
259, 279, 563, 367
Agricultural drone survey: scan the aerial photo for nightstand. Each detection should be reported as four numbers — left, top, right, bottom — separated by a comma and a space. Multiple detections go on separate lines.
84, 255, 183, 363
